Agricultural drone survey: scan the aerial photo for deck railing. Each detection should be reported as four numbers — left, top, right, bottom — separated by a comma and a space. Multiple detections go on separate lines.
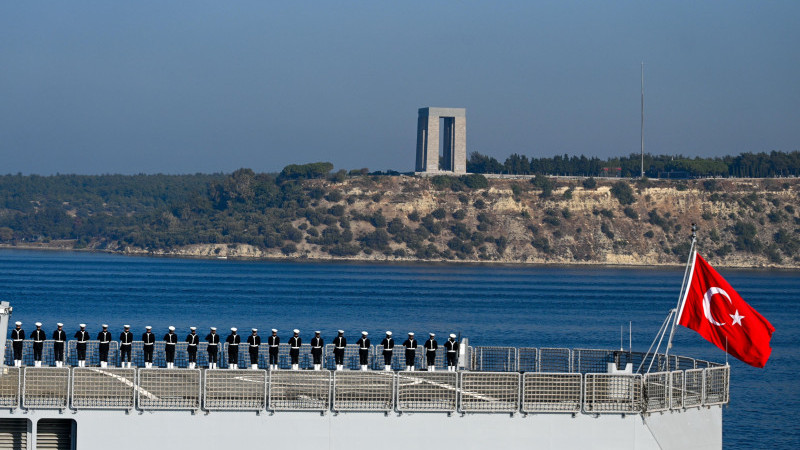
0, 352, 729, 415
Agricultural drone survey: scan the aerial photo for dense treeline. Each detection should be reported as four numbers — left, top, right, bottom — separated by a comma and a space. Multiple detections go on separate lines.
467, 150, 800, 178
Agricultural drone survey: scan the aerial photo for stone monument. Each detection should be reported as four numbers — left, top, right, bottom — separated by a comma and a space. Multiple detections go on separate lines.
415, 107, 466, 174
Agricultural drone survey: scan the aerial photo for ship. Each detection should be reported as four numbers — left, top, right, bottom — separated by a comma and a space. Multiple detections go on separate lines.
0, 300, 728, 450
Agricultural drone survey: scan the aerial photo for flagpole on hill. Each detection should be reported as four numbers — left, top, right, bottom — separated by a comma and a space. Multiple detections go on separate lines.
664, 223, 698, 371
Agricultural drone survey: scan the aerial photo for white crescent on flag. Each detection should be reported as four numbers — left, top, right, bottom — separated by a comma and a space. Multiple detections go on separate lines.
702, 287, 732, 326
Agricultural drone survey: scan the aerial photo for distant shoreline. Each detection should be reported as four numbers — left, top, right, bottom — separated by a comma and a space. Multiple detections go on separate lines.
3, 242, 796, 271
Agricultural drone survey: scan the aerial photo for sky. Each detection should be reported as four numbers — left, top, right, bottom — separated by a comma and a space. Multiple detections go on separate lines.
1, 1, 798, 175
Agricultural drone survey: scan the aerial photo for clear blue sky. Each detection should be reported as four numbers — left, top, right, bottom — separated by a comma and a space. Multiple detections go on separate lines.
1, 1, 798, 175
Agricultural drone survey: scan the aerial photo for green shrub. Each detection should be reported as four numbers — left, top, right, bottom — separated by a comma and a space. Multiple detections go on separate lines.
610, 181, 636, 205
582, 177, 597, 189
460, 174, 489, 189
623, 207, 638, 220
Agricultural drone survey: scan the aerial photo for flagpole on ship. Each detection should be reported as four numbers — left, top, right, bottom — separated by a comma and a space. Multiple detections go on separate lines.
663, 223, 698, 371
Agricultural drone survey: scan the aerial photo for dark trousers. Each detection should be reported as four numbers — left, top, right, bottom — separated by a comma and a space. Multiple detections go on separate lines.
165, 345, 175, 363
12, 342, 22, 361
33, 342, 43, 361
405, 350, 415, 367
120, 345, 132, 362
228, 346, 238, 365
383, 351, 393, 366
54, 343, 64, 362
334, 349, 344, 365
76, 343, 87, 361
208, 346, 218, 363
312, 350, 322, 365
359, 350, 369, 365
249, 348, 259, 365
269, 348, 279, 365
99, 344, 110, 362
426, 351, 436, 366
188, 347, 197, 363
290, 348, 299, 365
143, 346, 154, 363
447, 352, 457, 367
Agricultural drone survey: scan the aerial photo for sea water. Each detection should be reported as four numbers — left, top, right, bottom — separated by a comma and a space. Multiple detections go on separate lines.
1, 249, 797, 449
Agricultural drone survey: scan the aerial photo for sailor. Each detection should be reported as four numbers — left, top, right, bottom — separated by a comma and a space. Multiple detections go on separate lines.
424, 333, 438, 371
205, 327, 220, 369
74, 324, 89, 367
333, 330, 347, 371
97, 324, 112, 368
226, 327, 240, 369
310, 331, 324, 371
164, 326, 178, 368
247, 328, 261, 370
403, 332, 417, 371
358, 331, 370, 371
119, 325, 133, 368
289, 329, 301, 370
142, 326, 155, 368
186, 327, 199, 369
267, 329, 280, 370
11, 322, 24, 367
444, 334, 459, 371
52, 323, 67, 367
380, 331, 394, 371
31, 322, 46, 367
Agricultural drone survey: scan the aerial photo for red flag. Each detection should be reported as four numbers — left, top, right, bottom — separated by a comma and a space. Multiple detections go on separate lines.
678, 252, 775, 368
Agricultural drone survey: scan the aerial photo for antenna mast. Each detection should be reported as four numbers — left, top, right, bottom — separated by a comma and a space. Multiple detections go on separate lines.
640, 61, 645, 178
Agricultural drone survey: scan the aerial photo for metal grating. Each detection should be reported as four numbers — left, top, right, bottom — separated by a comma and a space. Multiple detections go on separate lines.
583, 373, 642, 414
703, 365, 729, 406
22, 368, 70, 409
521, 373, 582, 413
203, 369, 267, 410
459, 372, 519, 413
518, 347, 538, 373
333, 371, 393, 411
269, 371, 330, 411
71, 368, 135, 409
670, 370, 684, 410
396, 372, 457, 412
377, 345, 425, 371
573, 349, 615, 374
137, 369, 200, 410
324, 344, 371, 370
683, 368, 703, 407
675, 356, 696, 371
271, 343, 318, 370
473, 347, 516, 372
643, 372, 669, 412
66, 340, 119, 367
0, 367, 21, 408
538, 348, 571, 373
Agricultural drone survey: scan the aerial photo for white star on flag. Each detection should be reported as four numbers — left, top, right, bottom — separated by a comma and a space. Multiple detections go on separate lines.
730, 310, 745, 326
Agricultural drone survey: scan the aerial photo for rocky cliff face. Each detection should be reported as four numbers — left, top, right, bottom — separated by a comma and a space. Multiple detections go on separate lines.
125, 176, 799, 268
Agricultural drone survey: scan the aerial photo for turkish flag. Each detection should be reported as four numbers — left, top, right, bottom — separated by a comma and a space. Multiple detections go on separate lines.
678, 252, 775, 368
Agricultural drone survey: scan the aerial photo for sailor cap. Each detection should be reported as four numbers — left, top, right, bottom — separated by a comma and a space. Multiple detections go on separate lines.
315, 330, 320, 334
450, 333, 456, 338
293, 329, 300, 334
338, 329, 344, 334
231, 327, 237, 332
408, 332, 414, 336
190, 327, 196, 331
35, 322, 42, 327
361, 331, 368, 336
271, 329, 278, 333
168, 326, 175, 331
386, 331, 392, 336
57, 323, 63, 327
14, 321, 21, 325
429, 333, 435, 337
123, 325, 130, 328
145, 326, 152, 330
210, 327, 217, 331
251, 328, 257, 332
102, 324, 108, 328
80, 323, 86, 328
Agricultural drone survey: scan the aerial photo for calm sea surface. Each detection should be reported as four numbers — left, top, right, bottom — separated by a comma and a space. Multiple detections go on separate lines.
1, 249, 797, 448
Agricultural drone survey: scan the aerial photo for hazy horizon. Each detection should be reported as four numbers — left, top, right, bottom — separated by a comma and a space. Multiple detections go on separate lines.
2, 1, 798, 175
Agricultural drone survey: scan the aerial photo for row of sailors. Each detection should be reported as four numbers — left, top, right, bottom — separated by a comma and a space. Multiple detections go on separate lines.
9, 322, 461, 371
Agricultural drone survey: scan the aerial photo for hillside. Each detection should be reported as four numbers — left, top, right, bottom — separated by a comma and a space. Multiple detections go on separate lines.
1, 172, 798, 268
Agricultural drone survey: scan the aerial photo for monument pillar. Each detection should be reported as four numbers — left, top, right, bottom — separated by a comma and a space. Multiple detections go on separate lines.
415, 107, 466, 174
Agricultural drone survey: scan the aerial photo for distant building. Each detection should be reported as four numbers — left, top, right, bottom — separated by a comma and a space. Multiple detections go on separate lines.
415, 107, 466, 175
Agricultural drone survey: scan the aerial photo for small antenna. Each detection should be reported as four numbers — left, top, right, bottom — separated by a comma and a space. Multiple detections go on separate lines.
629, 321, 632, 352
620, 325, 624, 351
